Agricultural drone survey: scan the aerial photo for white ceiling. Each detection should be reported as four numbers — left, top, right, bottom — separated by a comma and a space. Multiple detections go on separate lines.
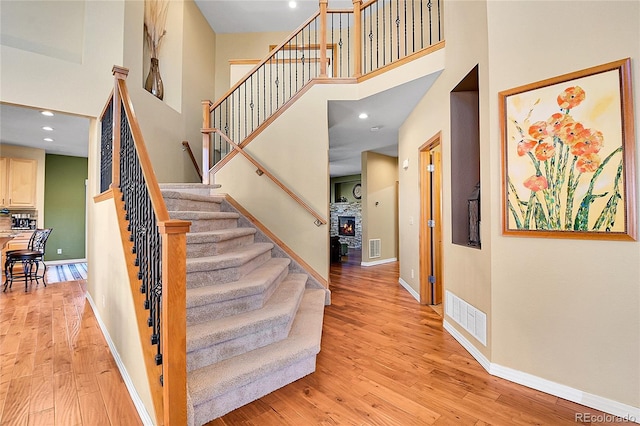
0, 103, 90, 158
194, 0, 354, 34
1, 1, 435, 176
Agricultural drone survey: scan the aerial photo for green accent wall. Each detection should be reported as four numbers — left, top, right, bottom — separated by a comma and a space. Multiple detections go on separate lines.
44, 154, 87, 261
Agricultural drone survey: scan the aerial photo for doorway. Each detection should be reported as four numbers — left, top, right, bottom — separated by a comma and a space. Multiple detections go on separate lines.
419, 133, 443, 305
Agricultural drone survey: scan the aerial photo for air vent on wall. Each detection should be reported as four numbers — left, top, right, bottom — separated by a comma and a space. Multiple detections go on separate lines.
369, 239, 381, 258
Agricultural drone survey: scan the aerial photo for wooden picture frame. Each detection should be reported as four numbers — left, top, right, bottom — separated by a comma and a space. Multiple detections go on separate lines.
499, 58, 636, 240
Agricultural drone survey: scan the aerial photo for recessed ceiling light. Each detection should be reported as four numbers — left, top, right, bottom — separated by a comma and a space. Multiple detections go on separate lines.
44, 138, 54, 142
289, 1, 297, 8
41, 111, 54, 116
359, 113, 368, 119
42, 126, 54, 131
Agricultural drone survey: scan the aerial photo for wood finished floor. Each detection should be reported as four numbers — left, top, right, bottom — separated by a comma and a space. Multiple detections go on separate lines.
0, 255, 616, 425
0, 279, 141, 426
211, 250, 613, 425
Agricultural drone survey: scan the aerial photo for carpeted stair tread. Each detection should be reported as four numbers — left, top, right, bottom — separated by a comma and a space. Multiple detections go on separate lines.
186, 258, 290, 309
187, 228, 256, 244
186, 243, 274, 273
186, 274, 307, 353
188, 288, 326, 408
170, 211, 239, 220
162, 190, 224, 204
159, 183, 221, 191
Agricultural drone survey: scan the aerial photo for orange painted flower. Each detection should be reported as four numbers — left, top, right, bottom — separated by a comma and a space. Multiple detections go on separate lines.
576, 153, 601, 173
517, 139, 537, 156
571, 128, 604, 156
558, 121, 587, 146
557, 86, 586, 110
523, 175, 548, 192
534, 141, 555, 161
528, 121, 548, 141
546, 113, 575, 136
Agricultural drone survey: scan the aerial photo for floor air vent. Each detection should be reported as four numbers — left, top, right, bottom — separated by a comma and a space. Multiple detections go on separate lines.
369, 239, 381, 258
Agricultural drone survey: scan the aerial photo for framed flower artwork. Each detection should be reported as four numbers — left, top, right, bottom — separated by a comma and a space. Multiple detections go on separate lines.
499, 58, 636, 240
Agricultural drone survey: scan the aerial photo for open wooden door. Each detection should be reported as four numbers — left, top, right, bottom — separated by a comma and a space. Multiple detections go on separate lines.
419, 133, 443, 305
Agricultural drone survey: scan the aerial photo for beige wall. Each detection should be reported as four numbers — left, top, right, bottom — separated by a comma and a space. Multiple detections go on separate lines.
399, 0, 492, 358
215, 50, 444, 284
122, 0, 216, 184
361, 151, 398, 263
86, 120, 154, 421
486, 0, 639, 408
0, 144, 47, 228
0, 0, 125, 116
400, 0, 639, 412
2, 0, 218, 421
215, 83, 336, 281
214, 31, 290, 100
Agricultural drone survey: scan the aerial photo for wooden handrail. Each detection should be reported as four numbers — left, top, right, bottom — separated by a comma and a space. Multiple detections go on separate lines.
110, 67, 189, 426
319, 0, 328, 78
206, 128, 327, 226
352, 0, 362, 78
182, 141, 203, 181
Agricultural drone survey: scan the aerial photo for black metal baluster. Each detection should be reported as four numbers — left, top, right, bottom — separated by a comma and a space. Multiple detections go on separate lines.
382, 0, 386, 67
404, 0, 407, 56
280, 48, 284, 107
396, 0, 400, 59
308, 22, 312, 79
275, 55, 279, 109
376, 2, 379, 69
100, 99, 113, 193
314, 17, 318, 79
437, 0, 441, 41
411, 0, 415, 52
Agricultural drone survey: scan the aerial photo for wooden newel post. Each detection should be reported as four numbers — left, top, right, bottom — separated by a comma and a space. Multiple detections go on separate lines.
159, 219, 191, 426
352, 0, 362, 78
112, 66, 129, 189
202, 100, 212, 185
319, 0, 329, 78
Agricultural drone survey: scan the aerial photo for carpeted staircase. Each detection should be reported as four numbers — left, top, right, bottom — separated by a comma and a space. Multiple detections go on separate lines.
160, 184, 327, 426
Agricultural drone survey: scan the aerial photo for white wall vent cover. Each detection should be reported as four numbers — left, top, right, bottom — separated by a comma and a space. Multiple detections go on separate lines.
369, 239, 381, 258
445, 290, 487, 346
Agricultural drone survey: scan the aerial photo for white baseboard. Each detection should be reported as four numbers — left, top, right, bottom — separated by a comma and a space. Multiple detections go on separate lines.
443, 320, 640, 423
398, 277, 420, 302
443, 320, 491, 371
46, 258, 87, 266
361, 257, 397, 267
86, 293, 154, 426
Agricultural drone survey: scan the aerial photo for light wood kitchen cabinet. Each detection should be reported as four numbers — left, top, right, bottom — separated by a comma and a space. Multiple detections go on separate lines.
0, 157, 37, 208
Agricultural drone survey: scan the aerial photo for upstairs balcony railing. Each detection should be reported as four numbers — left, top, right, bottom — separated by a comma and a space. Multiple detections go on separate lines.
202, 0, 443, 191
